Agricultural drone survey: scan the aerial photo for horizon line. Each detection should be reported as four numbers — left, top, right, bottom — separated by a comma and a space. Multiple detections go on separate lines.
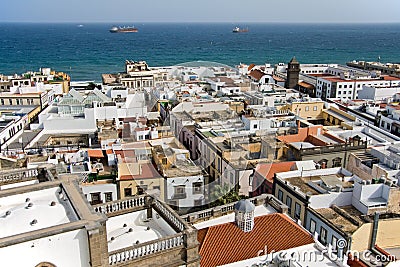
1, 21, 400, 24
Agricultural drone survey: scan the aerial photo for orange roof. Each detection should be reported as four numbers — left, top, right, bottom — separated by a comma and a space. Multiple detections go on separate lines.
298, 81, 314, 89
198, 213, 314, 267
248, 69, 265, 80
247, 63, 256, 71
87, 149, 104, 158
119, 163, 162, 180
255, 162, 295, 183
272, 75, 285, 82
106, 149, 113, 155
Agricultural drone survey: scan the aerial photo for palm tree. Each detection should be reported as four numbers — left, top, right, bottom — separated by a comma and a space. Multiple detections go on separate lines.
210, 184, 240, 206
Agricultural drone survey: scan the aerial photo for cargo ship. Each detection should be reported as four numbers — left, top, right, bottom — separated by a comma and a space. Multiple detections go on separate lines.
232, 27, 248, 33
109, 26, 138, 33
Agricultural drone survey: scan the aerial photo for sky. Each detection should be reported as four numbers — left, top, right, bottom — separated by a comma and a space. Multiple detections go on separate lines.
1, 0, 400, 23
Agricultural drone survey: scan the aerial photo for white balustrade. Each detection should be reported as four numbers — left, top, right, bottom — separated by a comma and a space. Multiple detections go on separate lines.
108, 234, 184, 265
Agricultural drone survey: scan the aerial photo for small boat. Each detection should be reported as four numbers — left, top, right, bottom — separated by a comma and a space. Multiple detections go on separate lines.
233, 27, 249, 33
109, 26, 138, 33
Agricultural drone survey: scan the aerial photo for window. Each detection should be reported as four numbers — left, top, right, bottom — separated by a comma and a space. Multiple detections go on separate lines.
137, 185, 147, 195
286, 196, 292, 213
253, 124, 258, 129
153, 185, 160, 191
90, 192, 102, 205
173, 185, 186, 199
230, 172, 234, 184
344, 85, 347, 88
124, 188, 132, 197
278, 189, 283, 201
305, 106, 309, 111
331, 236, 338, 251
294, 202, 301, 219
313, 106, 318, 111
162, 158, 167, 165
320, 227, 328, 245
310, 219, 316, 234
105, 192, 113, 202
332, 157, 342, 167
192, 182, 202, 194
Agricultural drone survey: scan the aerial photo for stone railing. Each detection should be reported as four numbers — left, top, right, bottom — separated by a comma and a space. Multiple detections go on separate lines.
153, 199, 187, 232
299, 143, 367, 156
182, 194, 286, 223
93, 195, 146, 215
0, 167, 38, 185
108, 233, 184, 265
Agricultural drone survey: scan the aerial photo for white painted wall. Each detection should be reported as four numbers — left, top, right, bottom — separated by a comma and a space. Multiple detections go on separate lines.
81, 183, 118, 203
0, 229, 91, 267
0, 179, 39, 190
238, 169, 253, 196
166, 175, 204, 208
42, 109, 96, 133
309, 191, 353, 209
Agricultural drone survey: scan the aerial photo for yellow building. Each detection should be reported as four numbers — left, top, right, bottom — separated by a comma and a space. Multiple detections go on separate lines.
281, 100, 325, 122
117, 160, 164, 199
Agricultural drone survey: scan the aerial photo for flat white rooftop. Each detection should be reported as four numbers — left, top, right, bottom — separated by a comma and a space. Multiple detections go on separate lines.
106, 209, 176, 252
291, 142, 315, 150
0, 187, 78, 238
193, 204, 276, 230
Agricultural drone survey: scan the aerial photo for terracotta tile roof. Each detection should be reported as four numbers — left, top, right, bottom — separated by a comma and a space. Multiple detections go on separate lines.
87, 149, 104, 158
198, 213, 314, 267
255, 162, 295, 183
247, 64, 256, 71
119, 163, 162, 180
106, 149, 113, 155
248, 69, 265, 81
272, 75, 285, 82
388, 104, 400, 110
298, 81, 314, 89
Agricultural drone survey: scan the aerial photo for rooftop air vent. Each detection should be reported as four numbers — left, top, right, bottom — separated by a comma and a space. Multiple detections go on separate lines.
30, 219, 38, 225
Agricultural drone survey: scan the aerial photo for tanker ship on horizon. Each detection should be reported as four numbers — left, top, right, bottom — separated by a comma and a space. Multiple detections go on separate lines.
109, 26, 138, 33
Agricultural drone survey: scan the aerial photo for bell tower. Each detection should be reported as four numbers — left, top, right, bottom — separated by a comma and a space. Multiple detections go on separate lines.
285, 57, 300, 89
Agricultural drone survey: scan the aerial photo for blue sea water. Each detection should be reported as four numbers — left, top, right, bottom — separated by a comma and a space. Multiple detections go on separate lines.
0, 23, 399, 81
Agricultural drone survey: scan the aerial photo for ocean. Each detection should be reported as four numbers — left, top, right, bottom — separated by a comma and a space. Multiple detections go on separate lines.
0, 23, 399, 81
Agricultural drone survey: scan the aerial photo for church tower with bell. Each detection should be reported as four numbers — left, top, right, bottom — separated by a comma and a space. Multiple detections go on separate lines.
285, 56, 300, 89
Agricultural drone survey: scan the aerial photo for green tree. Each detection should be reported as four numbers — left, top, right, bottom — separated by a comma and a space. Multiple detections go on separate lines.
210, 184, 240, 206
